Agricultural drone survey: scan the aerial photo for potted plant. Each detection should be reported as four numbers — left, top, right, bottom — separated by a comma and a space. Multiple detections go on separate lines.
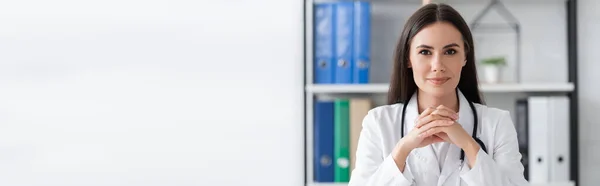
480, 56, 506, 84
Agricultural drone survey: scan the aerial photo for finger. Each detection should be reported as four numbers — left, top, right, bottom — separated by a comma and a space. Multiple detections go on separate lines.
415, 114, 452, 128
436, 105, 457, 114
434, 133, 449, 141
434, 133, 446, 138
436, 105, 458, 117
431, 108, 458, 120
432, 136, 445, 143
414, 107, 435, 124
417, 120, 453, 134
419, 126, 446, 139
415, 114, 448, 128
422, 135, 444, 146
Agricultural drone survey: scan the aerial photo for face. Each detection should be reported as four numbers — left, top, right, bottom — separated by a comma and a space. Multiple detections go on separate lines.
408, 21, 467, 98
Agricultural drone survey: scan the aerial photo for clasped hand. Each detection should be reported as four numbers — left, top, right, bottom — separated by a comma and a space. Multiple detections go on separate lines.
400, 105, 473, 151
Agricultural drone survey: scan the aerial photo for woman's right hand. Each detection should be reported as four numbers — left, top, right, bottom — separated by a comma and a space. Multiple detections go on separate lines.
400, 107, 456, 149
391, 107, 455, 171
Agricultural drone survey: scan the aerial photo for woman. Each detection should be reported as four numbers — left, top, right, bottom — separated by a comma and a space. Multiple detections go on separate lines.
348, 3, 529, 186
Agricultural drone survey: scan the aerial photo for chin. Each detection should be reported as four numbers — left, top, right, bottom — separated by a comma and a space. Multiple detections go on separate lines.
420, 83, 457, 98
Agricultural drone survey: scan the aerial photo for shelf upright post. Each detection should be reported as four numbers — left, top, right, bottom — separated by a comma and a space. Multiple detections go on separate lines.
566, 0, 578, 185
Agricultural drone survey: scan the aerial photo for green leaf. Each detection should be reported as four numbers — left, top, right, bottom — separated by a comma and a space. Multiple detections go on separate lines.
480, 56, 506, 66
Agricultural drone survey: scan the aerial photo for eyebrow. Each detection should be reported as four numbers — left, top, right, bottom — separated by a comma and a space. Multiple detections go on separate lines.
416, 43, 460, 49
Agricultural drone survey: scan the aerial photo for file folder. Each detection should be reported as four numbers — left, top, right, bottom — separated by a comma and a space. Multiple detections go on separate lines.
334, 99, 350, 182
314, 3, 335, 84
515, 99, 529, 180
349, 98, 372, 171
528, 97, 550, 183
334, 2, 354, 84
528, 96, 571, 183
547, 96, 570, 182
314, 99, 335, 182
515, 99, 529, 149
352, 1, 371, 84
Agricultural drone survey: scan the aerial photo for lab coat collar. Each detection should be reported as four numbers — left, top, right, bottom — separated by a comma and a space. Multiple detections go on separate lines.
403, 89, 474, 186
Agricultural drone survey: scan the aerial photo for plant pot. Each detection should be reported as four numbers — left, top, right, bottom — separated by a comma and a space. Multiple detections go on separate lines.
483, 65, 501, 83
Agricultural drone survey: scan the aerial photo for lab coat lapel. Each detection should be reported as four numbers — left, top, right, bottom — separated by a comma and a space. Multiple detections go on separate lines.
404, 92, 441, 179
438, 90, 474, 186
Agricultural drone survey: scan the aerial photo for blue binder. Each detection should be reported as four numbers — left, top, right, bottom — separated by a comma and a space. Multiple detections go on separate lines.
314, 3, 335, 84
314, 100, 335, 182
334, 2, 354, 84
352, 1, 370, 84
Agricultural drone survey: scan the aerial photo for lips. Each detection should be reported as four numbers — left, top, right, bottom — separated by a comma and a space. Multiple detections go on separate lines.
427, 77, 450, 85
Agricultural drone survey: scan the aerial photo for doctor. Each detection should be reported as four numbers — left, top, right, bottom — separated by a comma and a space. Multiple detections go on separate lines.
348, 3, 529, 186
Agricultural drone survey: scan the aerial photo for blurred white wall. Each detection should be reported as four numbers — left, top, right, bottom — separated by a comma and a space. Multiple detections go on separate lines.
578, 0, 600, 185
0, 0, 304, 186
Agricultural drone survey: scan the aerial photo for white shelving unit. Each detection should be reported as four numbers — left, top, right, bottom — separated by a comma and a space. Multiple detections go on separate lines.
306, 82, 574, 94
307, 182, 576, 186
303, 0, 579, 185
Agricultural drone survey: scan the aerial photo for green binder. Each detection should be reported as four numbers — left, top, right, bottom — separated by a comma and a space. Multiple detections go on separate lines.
334, 99, 350, 182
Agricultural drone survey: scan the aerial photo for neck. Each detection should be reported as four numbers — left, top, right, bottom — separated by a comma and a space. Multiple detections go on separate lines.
417, 90, 459, 113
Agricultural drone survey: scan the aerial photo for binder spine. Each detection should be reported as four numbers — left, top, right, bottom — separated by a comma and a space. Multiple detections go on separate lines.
313, 3, 335, 84
334, 2, 354, 84
334, 99, 350, 182
548, 96, 570, 182
352, 1, 370, 84
314, 100, 335, 182
515, 99, 529, 180
528, 97, 550, 183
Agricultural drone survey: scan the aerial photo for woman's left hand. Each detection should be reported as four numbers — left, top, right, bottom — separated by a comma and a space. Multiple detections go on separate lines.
420, 120, 471, 149
417, 105, 475, 149
418, 105, 481, 167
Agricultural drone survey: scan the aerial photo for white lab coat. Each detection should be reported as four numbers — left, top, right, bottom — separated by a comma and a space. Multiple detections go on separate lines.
348, 90, 530, 186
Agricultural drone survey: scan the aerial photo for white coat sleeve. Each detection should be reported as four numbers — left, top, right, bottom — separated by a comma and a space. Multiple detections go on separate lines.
459, 110, 530, 186
348, 110, 415, 186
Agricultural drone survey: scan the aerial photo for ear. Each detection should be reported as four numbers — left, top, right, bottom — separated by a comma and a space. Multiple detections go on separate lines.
462, 59, 467, 67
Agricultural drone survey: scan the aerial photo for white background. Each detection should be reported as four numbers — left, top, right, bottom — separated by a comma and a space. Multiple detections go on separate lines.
0, 0, 304, 186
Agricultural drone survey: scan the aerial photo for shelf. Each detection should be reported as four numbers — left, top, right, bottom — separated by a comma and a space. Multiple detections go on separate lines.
314, 0, 570, 4
306, 82, 574, 94
307, 183, 347, 186
307, 182, 575, 186
480, 83, 574, 92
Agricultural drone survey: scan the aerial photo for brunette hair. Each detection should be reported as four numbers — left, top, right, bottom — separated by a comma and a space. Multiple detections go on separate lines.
387, 3, 484, 105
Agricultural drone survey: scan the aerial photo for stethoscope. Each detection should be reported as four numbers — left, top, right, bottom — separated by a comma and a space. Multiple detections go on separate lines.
400, 92, 488, 163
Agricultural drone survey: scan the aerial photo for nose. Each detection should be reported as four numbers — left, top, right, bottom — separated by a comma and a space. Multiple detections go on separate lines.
431, 55, 446, 72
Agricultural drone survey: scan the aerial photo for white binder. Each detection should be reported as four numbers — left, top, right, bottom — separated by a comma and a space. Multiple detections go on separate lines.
548, 96, 570, 182
527, 96, 571, 183
528, 97, 550, 183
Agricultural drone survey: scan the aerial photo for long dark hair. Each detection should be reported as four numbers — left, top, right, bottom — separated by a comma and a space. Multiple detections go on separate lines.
387, 3, 484, 105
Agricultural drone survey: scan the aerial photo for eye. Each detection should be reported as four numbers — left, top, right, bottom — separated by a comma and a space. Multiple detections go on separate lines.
445, 49, 457, 55
418, 50, 431, 55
